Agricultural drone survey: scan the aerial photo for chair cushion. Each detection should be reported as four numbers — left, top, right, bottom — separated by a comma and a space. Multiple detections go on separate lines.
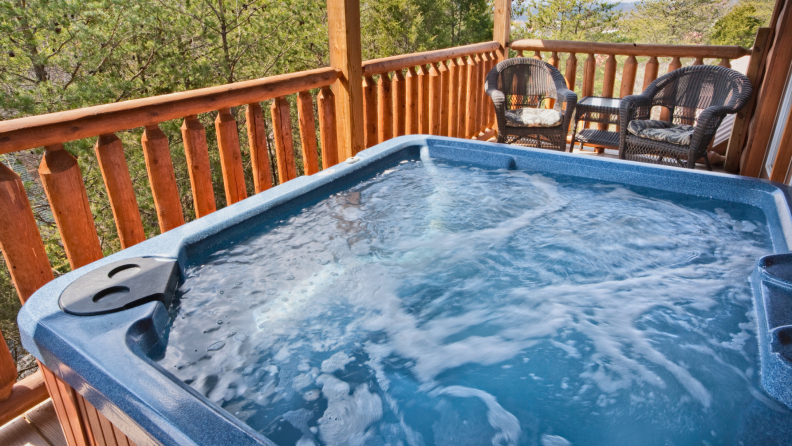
505, 107, 563, 128
627, 119, 695, 146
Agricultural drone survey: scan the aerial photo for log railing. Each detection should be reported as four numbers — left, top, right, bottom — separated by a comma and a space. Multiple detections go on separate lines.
510, 39, 754, 155
0, 41, 502, 439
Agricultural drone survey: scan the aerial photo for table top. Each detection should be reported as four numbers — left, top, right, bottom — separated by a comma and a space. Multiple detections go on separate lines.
579, 97, 621, 108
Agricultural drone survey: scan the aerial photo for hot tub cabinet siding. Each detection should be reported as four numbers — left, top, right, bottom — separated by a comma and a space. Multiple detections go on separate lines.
18, 136, 792, 446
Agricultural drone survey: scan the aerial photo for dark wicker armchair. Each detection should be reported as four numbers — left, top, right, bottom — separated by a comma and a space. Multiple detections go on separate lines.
485, 58, 577, 151
619, 65, 752, 170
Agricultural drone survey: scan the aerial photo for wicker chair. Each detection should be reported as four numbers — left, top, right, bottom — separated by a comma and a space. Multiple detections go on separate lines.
619, 65, 752, 170
485, 58, 577, 151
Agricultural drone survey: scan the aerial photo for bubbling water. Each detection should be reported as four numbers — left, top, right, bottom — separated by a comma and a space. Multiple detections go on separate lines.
157, 153, 791, 445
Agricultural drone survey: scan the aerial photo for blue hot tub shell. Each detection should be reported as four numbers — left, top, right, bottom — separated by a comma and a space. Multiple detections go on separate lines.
17, 135, 792, 446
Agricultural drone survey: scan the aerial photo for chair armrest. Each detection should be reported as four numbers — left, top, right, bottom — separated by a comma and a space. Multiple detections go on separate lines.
619, 95, 652, 154
687, 105, 731, 160
556, 88, 577, 133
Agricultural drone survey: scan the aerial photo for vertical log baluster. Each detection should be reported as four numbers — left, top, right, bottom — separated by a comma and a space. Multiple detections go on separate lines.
620, 55, 638, 98
182, 116, 218, 217
377, 73, 393, 143
417, 65, 430, 134
474, 53, 485, 135
94, 134, 146, 247
487, 52, 498, 128
642, 56, 660, 91
719, 58, 731, 68
660, 56, 682, 122
406, 67, 419, 134
246, 103, 274, 192
518, 50, 525, 57
271, 96, 297, 182
582, 53, 596, 129
478, 52, 490, 125
428, 62, 442, 136
447, 58, 462, 138
533, 51, 542, 60
599, 54, 617, 131
392, 71, 406, 137
363, 75, 378, 148
297, 91, 320, 175
215, 108, 247, 205
317, 87, 340, 169
39, 144, 104, 267
439, 61, 450, 136
693, 57, 704, 66
565, 53, 578, 91
141, 125, 185, 233
465, 55, 479, 139
549, 51, 560, 68
0, 330, 15, 400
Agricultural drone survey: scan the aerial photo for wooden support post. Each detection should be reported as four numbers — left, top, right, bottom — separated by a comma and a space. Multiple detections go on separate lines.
439, 61, 450, 136
182, 116, 217, 217
582, 54, 596, 129
465, 56, 479, 138
620, 55, 638, 98
271, 96, 298, 182
377, 73, 393, 143
725, 27, 770, 173
39, 144, 103, 268
215, 108, 247, 205
246, 103, 274, 192
406, 67, 419, 134
549, 51, 560, 68
643, 56, 660, 91
0, 330, 13, 401
327, 0, 364, 159
599, 54, 617, 131
565, 53, 578, 91
493, 0, 511, 62
533, 51, 542, 60
428, 63, 442, 135
418, 65, 430, 134
719, 58, 731, 68
459, 57, 470, 136
477, 53, 488, 127
363, 76, 378, 148
94, 134, 146, 248
141, 125, 185, 233
660, 56, 682, 122
297, 91, 320, 175
318, 86, 340, 168
392, 71, 407, 138
693, 57, 704, 66
447, 58, 462, 138
770, 101, 792, 182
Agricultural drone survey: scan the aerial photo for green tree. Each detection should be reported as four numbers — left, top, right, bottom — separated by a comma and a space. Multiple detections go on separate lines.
623, 0, 728, 45
709, 0, 774, 47
511, 0, 624, 42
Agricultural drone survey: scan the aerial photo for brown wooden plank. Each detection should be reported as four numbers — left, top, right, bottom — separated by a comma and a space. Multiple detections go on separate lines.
245, 103, 274, 192
493, 0, 511, 61
392, 71, 407, 138
564, 53, 577, 91
770, 101, 792, 182
363, 76, 378, 148
49, 369, 91, 446
438, 61, 450, 136
642, 56, 660, 91
418, 65, 430, 134
0, 163, 54, 303
181, 116, 217, 217
327, 0, 364, 159
270, 97, 297, 183
141, 125, 185, 233
428, 63, 442, 136
725, 27, 770, 173
377, 73, 393, 143
0, 68, 337, 154
40, 368, 83, 446
94, 134, 146, 249
465, 56, 479, 138
363, 42, 501, 76
76, 394, 104, 446
317, 87, 340, 168
215, 108, 247, 205
447, 58, 462, 138
0, 372, 48, 427
510, 39, 751, 59
296, 91, 320, 175
406, 67, 419, 134
39, 144, 103, 269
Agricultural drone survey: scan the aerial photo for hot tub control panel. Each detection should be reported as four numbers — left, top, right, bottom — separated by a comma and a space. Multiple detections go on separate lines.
753, 253, 792, 409
59, 257, 179, 316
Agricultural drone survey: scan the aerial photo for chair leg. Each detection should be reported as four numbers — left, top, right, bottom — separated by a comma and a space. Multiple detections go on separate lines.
704, 154, 713, 171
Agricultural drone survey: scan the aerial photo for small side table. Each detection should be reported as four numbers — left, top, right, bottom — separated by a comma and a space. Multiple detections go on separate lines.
570, 97, 621, 153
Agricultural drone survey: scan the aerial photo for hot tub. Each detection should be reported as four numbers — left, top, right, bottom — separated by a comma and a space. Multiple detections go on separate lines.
18, 136, 792, 446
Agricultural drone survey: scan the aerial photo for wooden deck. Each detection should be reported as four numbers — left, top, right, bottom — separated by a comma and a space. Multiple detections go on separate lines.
0, 399, 66, 446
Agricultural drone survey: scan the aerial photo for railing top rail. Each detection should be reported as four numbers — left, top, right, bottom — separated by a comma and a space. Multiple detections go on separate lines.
362, 41, 500, 76
0, 67, 339, 154
510, 39, 752, 60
